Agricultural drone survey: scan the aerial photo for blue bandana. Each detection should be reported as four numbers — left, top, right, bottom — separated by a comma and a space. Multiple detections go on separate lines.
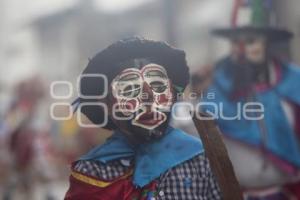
79, 126, 204, 187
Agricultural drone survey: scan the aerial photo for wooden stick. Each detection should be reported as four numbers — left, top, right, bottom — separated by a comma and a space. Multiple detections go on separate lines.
193, 112, 243, 200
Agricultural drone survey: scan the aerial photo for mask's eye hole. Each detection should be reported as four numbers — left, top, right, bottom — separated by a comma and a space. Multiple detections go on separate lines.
144, 69, 168, 93
150, 81, 167, 93
119, 84, 141, 98
145, 70, 167, 79
116, 73, 141, 98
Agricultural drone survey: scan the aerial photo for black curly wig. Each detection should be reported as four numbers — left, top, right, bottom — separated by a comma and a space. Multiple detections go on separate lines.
76, 37, 190, 130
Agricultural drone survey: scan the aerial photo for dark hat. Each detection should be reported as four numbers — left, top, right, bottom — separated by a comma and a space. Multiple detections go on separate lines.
75, 37, 190, 129
212, 0, 293, 42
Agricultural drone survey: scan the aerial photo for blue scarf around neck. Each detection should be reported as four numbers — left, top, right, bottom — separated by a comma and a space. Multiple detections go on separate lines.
79, 126, 204, 187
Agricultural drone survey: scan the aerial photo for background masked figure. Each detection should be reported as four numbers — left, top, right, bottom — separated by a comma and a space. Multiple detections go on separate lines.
202, 0, 300, 199
64, 38, 221, 200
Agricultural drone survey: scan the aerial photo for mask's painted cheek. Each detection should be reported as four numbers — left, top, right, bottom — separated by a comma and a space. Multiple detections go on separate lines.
119, 98, 140, 116
155, 94, 172, 108
110, 93, 140, 118
154, 89, 174, 111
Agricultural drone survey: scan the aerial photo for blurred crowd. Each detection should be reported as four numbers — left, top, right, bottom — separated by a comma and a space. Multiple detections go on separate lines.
0, 76, 111, 199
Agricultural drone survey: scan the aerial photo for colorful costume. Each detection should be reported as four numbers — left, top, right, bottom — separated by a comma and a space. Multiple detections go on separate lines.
204, 59, 300, 198
65, 38, 222, 200
206, 59, 300, 167
65, 127, 220, 200
203, 0, 300, 199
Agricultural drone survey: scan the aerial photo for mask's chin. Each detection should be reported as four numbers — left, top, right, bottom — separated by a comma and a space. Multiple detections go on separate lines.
114, 112, 170, 144
130, 120, 169, 143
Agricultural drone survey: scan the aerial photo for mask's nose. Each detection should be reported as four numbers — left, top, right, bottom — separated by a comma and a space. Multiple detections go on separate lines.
141, 81, 154, 103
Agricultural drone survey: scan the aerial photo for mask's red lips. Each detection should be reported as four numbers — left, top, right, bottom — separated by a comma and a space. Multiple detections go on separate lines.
135, 111, 166, 127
